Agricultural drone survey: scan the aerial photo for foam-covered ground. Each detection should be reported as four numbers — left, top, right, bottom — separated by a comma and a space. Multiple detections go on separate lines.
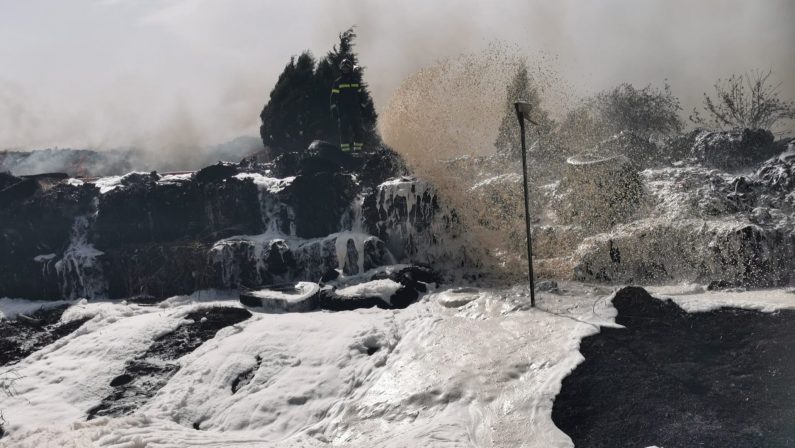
0, 283, 792, 447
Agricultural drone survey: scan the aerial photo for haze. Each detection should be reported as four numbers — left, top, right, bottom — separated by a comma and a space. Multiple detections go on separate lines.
1, 0, 793, 152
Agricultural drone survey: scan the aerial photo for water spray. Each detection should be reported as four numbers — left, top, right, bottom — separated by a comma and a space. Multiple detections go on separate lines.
514, 101, 538, 307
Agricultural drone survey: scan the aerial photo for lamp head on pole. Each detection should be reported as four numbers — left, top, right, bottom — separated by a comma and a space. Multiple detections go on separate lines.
514, 101, 539, 125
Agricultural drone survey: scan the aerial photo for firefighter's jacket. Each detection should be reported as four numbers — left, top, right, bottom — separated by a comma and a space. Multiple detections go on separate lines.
330, 73, 363, 116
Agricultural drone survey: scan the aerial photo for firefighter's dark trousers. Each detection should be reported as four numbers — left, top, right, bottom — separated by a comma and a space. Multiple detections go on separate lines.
338, 111, 363, 152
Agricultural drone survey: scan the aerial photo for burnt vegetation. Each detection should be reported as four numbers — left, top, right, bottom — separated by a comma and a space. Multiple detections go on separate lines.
690, 69, 795, 132
495, 65, 792, 167
0, 306, 90, 367
553, 287, 795, 448
88, 307, 252, 420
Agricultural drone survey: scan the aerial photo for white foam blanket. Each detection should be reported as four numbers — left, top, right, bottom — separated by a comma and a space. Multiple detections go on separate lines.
1, 284, 790, 447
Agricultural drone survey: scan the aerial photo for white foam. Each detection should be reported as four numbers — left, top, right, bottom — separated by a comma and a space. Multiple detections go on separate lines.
248, 282, 320, 303
0, 283, 619, 448
157, 173, 194, 184
469, 172, 521, 191
646, 285, 795, 313
336, 279, 403, 304
91, 172, 149, 194
8, 283, 790, 446
33, 253, 56, 263
0, 297, 74, 320
334, 231, 373, 275
234, 173, 295, 194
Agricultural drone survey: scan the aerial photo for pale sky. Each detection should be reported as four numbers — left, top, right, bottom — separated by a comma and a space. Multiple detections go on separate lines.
1, 0, 793, 151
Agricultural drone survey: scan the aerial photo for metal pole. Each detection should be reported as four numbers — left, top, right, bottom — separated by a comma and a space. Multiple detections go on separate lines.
515, 106, 536, 307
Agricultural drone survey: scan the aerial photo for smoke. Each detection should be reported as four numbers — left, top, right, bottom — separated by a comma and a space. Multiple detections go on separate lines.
0, 0, 793, 170
318, 0, 795, 112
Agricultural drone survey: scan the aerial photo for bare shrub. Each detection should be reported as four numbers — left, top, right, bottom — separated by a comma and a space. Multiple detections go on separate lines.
690, 69, 795, 132
0, 368, 22, 399
0, 367, 23, 437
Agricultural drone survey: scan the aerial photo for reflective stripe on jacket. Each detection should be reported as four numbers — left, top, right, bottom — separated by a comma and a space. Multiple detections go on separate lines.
330, 73, 363, 112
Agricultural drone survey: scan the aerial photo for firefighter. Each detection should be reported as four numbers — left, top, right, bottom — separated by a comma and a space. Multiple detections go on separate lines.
330, 58, 365, 153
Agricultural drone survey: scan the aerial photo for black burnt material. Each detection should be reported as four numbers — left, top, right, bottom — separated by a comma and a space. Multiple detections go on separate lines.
286, 171, 357, 238
0, 172, 23, 191
268, 152, 301, 178
0, 182, 96, 299
193, 162, 240, 184
552, 286, 795, 448
91, 171, 264, 299
371, 264, 439, 308
361, 179, 441, 261
315, 287, 387, 311
0, 176, 39, 205
0, 144, 410, 301
94, 172, 261, 249
691, 128, 778, 172
357, 146, 407, 188
231, 354, 262, 394
103, 242, 212, 300
241, 266, 439, 312
87, 307, 251, 419
0, 305, 90, 367
262, 142, 404, 187
318, 265, 440, 311
299, 140, 356, 175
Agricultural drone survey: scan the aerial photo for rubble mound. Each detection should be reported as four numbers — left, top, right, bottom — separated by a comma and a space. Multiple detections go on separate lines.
690, 128, 777, 171
755, 146, 795, 196
568, 144, 795, 286
0, 147, 463, 303
555, 153, 645, 231
530, 130, 795, 287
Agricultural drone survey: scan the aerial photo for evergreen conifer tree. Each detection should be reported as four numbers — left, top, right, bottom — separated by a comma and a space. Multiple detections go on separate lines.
259, 53, 317, 155
259, 28, 380, 157
494, 66, 551, 159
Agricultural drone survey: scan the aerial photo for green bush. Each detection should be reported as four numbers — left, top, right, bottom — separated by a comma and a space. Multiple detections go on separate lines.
554, 82, 683, 154
592, 82, 683, 138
